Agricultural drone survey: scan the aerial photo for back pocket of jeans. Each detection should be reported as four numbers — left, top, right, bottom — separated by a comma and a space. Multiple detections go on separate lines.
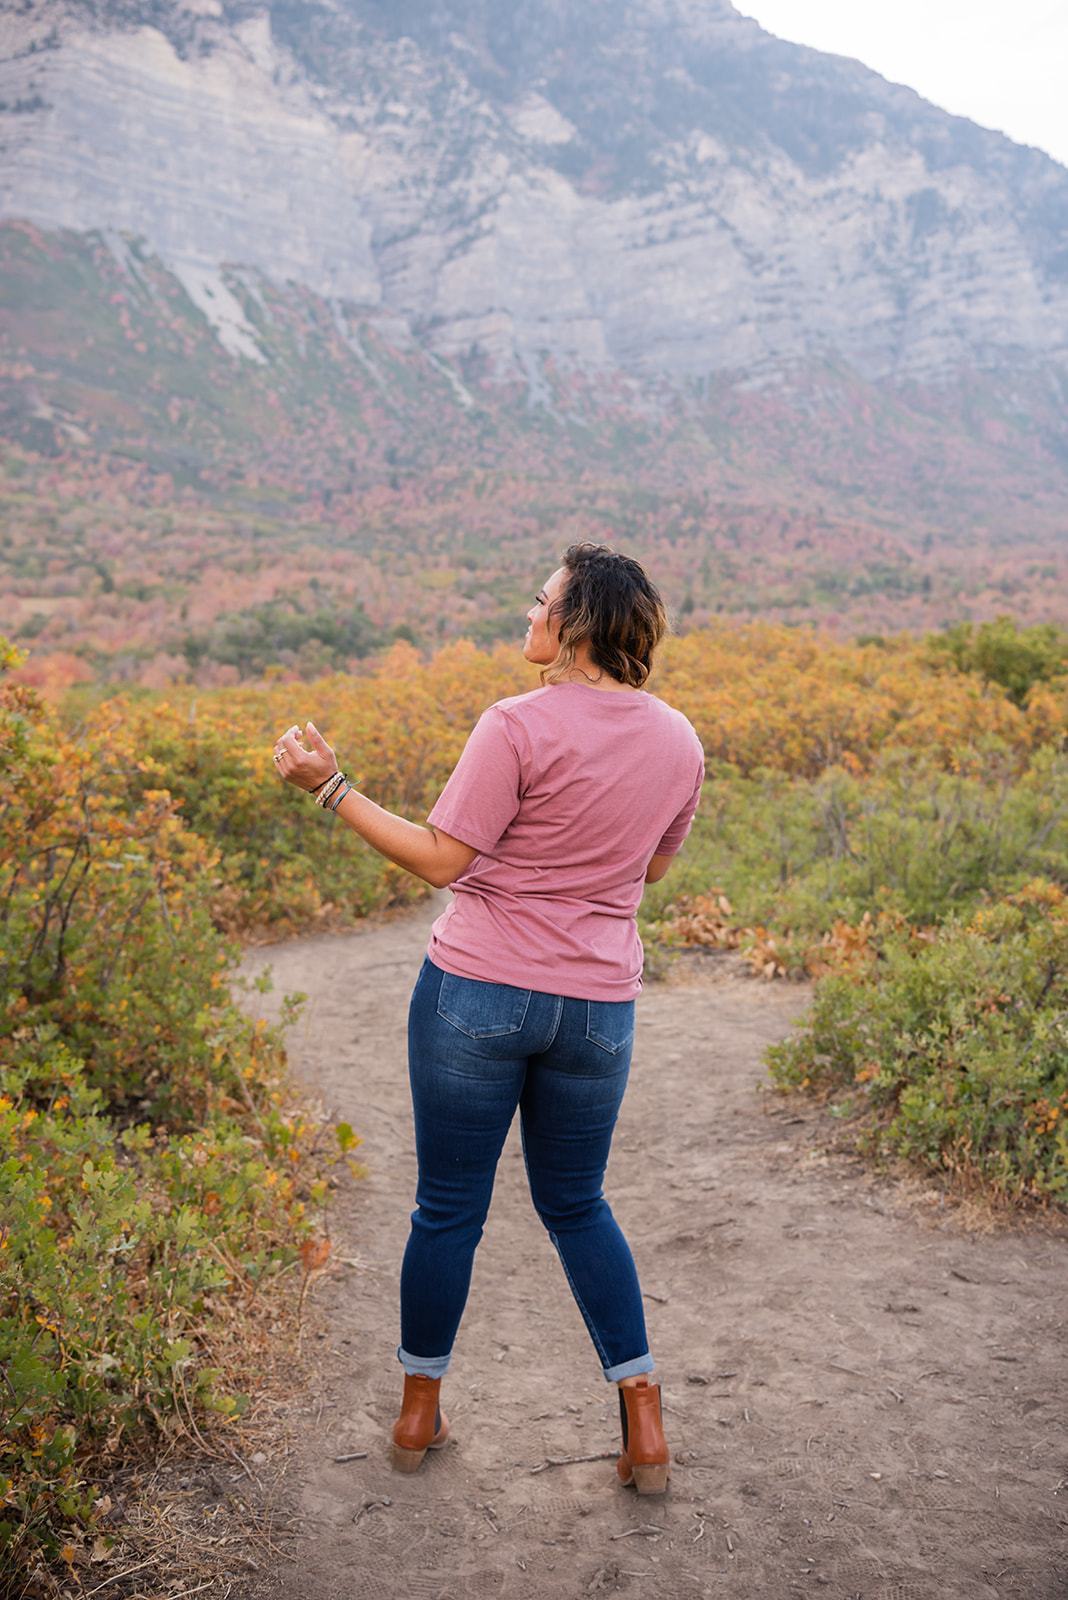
436, 972, 532, 1038
585, 999, 636, 1055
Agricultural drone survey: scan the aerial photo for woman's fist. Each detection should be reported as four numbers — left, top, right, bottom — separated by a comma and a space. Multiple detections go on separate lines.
272, 721, 339, 792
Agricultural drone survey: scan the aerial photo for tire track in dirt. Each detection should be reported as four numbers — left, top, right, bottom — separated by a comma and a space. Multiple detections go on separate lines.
235, 891, 1068, 1600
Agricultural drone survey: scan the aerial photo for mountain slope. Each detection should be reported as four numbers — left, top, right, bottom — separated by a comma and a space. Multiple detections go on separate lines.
1, 1, 1066, 689
2, 0, 1067, 383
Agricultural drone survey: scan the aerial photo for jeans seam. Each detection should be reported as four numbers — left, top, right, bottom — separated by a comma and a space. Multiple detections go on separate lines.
547, 1227, 612, 1369
518, 1117, 612, 1369
542, 994, 564, 1052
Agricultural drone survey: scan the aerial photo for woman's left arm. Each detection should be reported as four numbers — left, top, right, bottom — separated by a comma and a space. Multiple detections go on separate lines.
272, 721, 479, 889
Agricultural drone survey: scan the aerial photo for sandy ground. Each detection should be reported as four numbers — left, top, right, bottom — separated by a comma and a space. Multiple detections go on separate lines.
233, 890, 1067, 1600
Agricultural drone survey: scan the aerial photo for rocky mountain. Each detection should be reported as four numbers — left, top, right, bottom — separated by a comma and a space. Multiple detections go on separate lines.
1, 1, 1066, 688
3, 0, 1067, 385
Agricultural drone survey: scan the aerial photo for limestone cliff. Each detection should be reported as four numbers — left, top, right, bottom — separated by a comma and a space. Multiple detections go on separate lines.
2, 0, 1066, 384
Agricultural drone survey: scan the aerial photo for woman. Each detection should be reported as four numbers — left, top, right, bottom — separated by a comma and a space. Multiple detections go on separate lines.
272, 542, 704, 1496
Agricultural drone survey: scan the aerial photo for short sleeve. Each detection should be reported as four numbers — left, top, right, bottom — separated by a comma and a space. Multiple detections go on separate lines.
655, 754, 704, 856
426, 705, 523, 857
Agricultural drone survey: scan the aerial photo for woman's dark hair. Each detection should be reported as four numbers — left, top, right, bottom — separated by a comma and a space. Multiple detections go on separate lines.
539, 542, 669, 690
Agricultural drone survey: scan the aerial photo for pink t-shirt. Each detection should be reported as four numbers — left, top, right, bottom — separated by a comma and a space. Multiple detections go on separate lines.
425, 681, 705, 1001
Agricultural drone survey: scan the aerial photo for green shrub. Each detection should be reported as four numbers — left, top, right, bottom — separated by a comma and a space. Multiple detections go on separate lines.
0, 1034, 333, 1574
765, 881, 1068, 1203
655, 741, 1068, 975
923, 615, 1068, 708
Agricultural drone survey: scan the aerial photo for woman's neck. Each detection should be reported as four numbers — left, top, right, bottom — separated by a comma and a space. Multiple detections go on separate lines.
559, 672, 640, 692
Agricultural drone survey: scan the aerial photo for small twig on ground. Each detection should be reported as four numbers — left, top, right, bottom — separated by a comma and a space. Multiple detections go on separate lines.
352, 1496, 392, 1524
610, 1524, 664, 1539
528, 1451, 618, 1474
221, 1440, 257, 1484
332, 1451, 368, 1463
174, 1363, 227, 1466
83, 1557, 159, 1596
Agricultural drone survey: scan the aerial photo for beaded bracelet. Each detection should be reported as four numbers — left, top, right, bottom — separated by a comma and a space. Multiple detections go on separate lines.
314, 771, 346, 807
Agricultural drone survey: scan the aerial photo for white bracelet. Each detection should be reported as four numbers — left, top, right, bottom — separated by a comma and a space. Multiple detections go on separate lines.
314, 771, 345, 807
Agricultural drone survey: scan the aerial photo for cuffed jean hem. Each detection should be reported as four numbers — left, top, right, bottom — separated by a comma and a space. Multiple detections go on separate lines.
602, 1352, 656, 1383
397, 1343, 451, 1379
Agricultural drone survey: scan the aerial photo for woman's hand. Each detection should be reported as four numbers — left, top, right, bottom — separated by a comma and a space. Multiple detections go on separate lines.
272, 721, 339, 793
270, 722, 478, 886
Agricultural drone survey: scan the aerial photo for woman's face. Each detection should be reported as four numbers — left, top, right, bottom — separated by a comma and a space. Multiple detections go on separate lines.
523, 566, 567, 665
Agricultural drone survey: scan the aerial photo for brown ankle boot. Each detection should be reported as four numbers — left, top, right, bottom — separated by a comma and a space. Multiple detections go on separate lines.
616, 1377, 671, 1494
390, 1373, 451, 1473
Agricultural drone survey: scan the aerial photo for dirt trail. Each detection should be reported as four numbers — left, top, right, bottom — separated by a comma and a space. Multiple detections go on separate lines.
235, 891, 1067, 1600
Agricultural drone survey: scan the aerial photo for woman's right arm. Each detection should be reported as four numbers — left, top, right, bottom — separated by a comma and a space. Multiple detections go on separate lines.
644, 852, 675, 884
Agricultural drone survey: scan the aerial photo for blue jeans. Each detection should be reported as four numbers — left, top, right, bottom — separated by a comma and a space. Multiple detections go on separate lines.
398, 954, 654, 1384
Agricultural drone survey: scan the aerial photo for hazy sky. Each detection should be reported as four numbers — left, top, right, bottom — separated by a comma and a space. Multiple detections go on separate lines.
738, 2, 1068, 169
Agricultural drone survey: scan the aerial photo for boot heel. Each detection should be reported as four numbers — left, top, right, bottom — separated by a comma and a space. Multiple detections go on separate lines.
631, 1462, 670, 1495
390, 1442, 428, 1473
390, 1373, 449, 1472
617, 1377, 671, 1496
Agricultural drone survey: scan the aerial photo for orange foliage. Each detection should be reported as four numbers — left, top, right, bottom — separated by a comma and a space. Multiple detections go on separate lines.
651, 623, 1064, 777
48, 620, 1066, 941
